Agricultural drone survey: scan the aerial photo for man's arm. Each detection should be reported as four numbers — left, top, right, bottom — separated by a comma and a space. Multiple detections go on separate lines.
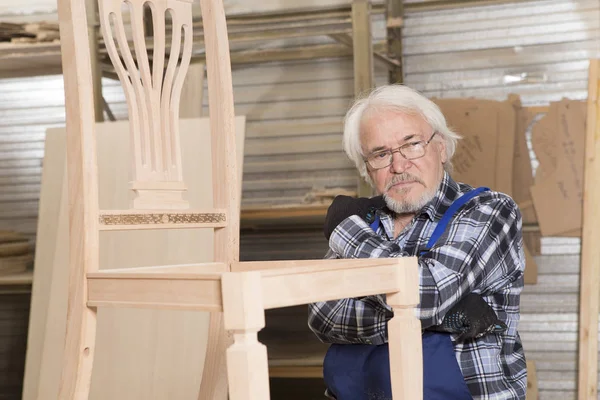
308, 249, 393, 345
308, 195, 524, 343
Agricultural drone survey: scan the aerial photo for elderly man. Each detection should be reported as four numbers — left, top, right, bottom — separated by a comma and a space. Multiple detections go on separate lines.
308, 85, 527, 399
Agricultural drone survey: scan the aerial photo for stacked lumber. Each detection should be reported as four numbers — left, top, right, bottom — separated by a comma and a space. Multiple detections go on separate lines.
0, 231, 33, 276
0, 22, 59, 44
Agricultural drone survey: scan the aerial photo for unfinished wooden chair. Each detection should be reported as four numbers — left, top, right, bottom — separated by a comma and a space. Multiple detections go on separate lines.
55, 0, 423, 398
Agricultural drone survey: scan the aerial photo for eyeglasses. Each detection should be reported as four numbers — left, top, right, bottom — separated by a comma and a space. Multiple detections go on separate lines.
363, 132, 438, 170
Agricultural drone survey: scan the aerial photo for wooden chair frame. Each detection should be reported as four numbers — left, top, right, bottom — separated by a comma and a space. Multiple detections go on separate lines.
55, 0, 423, 398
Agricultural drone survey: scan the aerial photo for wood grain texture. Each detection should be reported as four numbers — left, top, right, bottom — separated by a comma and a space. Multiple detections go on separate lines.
21, 129, 67, 400
197, 0, 240, 398
56, 0, 101, 397
25, 117, 245, 400
386, 258, 421, 400
577, 58, 600, 400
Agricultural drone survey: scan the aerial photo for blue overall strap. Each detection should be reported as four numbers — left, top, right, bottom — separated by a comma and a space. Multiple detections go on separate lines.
421, 187, 489, 255
369, 215, 380, 232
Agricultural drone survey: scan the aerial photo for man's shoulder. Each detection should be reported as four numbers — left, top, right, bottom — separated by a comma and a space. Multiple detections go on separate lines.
456, 182, 520, 214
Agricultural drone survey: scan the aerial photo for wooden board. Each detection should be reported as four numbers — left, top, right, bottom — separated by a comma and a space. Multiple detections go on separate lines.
22, 116, 245, 400
577, 58, 600, 400
526, 360, 538, 400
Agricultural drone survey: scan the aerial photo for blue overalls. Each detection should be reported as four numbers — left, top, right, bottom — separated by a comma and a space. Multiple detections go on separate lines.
322, 187, 490, 400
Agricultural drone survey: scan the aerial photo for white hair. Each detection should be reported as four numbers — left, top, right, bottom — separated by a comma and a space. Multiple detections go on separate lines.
342, 84, 461, 186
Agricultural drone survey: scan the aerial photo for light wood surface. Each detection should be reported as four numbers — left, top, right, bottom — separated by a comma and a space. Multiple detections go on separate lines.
526, 360, 538, 400
56, 0, 101, 397
577, 58, 600, 400
221, 257, 421, 400
24, 117, 245, 400
197, 0, 242, 397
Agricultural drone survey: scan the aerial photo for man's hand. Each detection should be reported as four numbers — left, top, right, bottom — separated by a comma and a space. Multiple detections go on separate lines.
324, 195, 387, 240
428, 293, 507, 341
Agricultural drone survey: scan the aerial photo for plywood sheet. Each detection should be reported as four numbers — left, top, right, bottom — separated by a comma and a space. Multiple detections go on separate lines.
25, 116, 245, 400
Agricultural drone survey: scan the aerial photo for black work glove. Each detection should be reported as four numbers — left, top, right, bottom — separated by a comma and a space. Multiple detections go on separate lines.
428, 293, 507, 342
324, 195, 387, 240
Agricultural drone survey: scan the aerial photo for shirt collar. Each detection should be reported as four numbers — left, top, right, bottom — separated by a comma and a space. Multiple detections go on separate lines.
418, 171, 463, 222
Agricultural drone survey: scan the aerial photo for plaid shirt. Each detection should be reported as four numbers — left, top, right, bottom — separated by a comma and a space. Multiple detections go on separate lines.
308, 173, 527, 399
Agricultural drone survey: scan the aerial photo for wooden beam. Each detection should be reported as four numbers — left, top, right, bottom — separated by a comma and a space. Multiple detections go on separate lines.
329, 33, 400, 70
240, 204, 329, 230
351, 0, 376, 198
256, 258, 418, 310
268, 366, 322, 378
86, 0, 103, 122
526, 361, 538, 400
386, 0, 404, 83
87, 276, 223, 311
351, 0, 374, 98
578, 58, 600, 400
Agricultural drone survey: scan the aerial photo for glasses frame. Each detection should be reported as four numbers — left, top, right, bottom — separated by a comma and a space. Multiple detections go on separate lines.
363, 131, 439, 170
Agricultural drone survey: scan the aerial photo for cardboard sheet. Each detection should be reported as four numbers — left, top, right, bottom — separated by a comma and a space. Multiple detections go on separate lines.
530, 99, 586, 237
512, 103, 539, 225
433, 97, 516, 196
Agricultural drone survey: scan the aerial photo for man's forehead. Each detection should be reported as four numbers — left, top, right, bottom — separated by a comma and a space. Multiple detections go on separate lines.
361, 130, 427, 153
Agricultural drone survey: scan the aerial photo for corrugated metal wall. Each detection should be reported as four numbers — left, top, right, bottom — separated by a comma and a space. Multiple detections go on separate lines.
400, 0, 599, 104
0, 0, 598, 399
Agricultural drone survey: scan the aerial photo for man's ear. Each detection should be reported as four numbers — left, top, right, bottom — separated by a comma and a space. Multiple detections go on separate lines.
438, 139, 448, 164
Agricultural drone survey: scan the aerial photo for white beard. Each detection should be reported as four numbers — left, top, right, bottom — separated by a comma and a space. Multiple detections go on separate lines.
383, 188, 436, 214
382, 174, 438, 214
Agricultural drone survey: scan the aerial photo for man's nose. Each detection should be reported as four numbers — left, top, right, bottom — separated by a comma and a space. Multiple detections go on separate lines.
390, 151, 411, 173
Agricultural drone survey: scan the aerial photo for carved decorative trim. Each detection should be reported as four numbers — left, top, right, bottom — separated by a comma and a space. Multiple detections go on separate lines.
99, 212, 226, 226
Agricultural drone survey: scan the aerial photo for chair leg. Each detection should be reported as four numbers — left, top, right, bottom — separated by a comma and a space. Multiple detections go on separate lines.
57, 303, 98, 400
198, 312, 232, 400
221, 272, 270, 400
226, 332, 270, 400
387, 307, 423, 400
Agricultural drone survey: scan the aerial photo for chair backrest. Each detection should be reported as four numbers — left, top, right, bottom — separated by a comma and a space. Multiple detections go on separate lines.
57, 1, 240, 397
60, 0, 240, 260
99, 0, 194, 209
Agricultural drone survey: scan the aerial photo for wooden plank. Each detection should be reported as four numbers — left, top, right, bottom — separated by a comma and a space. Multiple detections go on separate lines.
352, 0, 376, 198
87, 277, 223, 311
198, 0, 242, 397
240, 204, 329, 230
386, 0, 403, 83
87, 262, 227, 277
268, 366, 322, 378
526, 360, 538, 400
351, 0, 374, 98
523, 244, 538, 285
260, 259, 418, 309
53, 0, 101, 396
234, 257, 407, 273
577, 58, 600, 400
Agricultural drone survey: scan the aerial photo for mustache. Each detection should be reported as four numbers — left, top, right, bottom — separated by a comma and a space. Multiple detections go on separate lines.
385, 173, 424, 191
